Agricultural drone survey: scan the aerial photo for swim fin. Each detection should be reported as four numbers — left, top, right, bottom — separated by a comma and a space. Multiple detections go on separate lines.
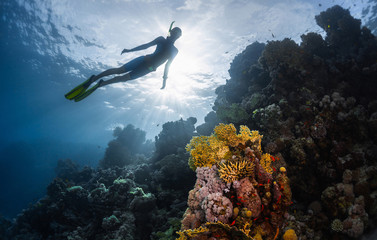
74, 80, 103, 102
65, 75, 95, 100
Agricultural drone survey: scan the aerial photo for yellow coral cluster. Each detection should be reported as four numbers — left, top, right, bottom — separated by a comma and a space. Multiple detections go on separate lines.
214, 123, 238, 145
260, 153, 273, 174
176, 226, 209, 240
238, 125, 262, 151
186, 136, 217, 170
282, 229, 298, 240
218, 159, 254, 183
186, 123, 263, 171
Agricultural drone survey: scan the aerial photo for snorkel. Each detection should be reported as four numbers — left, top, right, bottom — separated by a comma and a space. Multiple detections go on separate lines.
168, 21, 175, 37
167, 21, 182, 41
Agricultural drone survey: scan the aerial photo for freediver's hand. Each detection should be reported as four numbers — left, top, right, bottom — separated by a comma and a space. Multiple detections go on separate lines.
161, 76, 167, 89
121, 49, 130, 55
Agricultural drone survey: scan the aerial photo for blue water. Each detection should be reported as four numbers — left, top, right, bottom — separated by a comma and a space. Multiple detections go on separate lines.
0, 1, 107, 218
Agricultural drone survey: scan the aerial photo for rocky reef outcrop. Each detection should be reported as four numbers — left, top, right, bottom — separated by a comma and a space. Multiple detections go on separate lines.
0, 118, 198, 240
178, 123, 293, 239
209, 5, 377, 239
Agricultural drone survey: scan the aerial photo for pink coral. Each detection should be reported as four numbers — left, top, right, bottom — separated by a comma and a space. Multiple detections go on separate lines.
201, 192, 233, 223
234, 178, 261, 218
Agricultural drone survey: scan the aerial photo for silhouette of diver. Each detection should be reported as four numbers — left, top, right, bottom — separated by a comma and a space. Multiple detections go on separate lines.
65, 22, 182, 102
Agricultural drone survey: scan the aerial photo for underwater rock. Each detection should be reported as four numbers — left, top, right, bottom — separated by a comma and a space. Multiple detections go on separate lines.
153, 117, 197, 162
226, 41, 266, 103
210, 4, 377, 239
5, 160, 181, 240
100, 124, 154, 169
196, 111, 221, 136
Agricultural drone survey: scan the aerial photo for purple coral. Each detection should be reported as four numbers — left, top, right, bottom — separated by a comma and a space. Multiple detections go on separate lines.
201, 192, 233, 223
184, 166, 233, 226
234, 178, 262, 218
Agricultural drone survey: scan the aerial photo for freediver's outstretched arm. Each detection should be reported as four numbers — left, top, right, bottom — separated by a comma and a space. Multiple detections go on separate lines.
121, 37, 164, 55
161, 53, 177, 89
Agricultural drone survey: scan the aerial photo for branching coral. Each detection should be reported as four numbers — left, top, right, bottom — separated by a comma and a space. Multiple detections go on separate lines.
218, 159, 254, 183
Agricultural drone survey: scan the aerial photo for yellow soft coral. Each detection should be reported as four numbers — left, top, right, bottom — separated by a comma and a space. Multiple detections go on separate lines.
238, 126, 263, 151
176, 226, 209, 240
282, 229, 298, 240
186, 136, 216, 170
208, 135, 230, 160
218, 159, 254, 183
186, 124, 263, 171
214, 123, 239, 146
260, 153, 273, 174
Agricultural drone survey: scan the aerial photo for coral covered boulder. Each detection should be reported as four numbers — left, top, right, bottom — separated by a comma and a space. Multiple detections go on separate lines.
178, 124, 292, 240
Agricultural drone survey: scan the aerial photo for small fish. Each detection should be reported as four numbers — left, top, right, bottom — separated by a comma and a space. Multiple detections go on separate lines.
230, 220, 236, 226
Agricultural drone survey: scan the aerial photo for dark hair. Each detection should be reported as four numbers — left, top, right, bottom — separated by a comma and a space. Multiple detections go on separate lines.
170, 27, 182, 38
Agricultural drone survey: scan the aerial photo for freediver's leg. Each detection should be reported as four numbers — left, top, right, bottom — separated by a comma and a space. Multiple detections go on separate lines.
91, 66, 126, 82
93, 56, 149, 87
99, 73, 132, 87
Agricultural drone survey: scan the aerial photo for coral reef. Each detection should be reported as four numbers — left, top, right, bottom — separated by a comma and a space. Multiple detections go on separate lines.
3, 118, 198, 240
179, 124, 292, 239
153, 117, 197, 162
212, 5, 377, 239
2, 4, 377, 240
100, 124, 154, 168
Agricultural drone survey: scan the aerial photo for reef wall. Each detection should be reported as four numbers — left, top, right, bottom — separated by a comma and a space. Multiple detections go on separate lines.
203, 5, 377, 239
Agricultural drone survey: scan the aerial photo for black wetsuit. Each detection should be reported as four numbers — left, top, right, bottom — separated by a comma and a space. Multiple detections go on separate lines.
123, 36, 178, 80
